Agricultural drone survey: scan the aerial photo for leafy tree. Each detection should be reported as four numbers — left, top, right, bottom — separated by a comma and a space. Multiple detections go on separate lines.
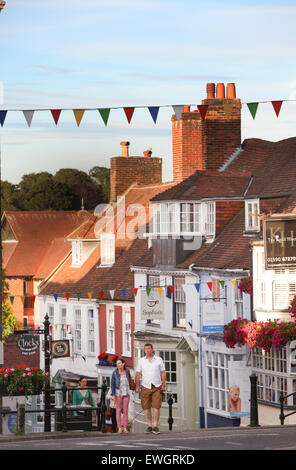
1, 269, 18, 343
1, 181, 21, 213
89, 166, 110, 202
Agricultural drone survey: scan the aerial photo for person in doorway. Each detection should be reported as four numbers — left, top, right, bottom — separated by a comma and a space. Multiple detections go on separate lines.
135, 343, 166, 434
229, 385, 242, 412
111, 358, 133, 434
72, 376, 96, 414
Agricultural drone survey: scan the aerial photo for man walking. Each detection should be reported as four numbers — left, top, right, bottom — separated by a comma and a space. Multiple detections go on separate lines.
135, 343, 166, 434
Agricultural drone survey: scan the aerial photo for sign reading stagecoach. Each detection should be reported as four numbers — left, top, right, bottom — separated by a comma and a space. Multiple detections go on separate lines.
264, 218, 296, 269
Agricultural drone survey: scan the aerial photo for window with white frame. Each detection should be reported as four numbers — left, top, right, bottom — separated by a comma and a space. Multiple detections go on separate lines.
234, 280, 244, 318
206, 351, 234, 413
153, 202, 176, 234
174, 277, 186, 327
107, 306, 115, 353
159, 350, 177, 403
180, 203, 200, 233
74, 308, 82, 353
72, 240, 82, 266
251, 346, 296, 406
204, 201, 215, 238
123, 308, 131, 356
88, 309, 95, 354
100, 233, 115, 266
245, 199, 260, 232
60, 306, 67, 339
254, 249, 266, 309
273, 279, 296, 310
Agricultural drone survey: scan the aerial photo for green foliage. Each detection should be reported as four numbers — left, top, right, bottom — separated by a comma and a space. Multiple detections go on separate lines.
1, 271, 18, 342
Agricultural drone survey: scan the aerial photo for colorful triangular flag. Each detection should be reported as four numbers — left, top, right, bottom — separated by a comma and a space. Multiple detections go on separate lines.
88, 292, 93, 300
99, 291, 104, 300
51, 109, 62, 125
109, 290, 115, 300
31, 295, 36, 305
169, 286, 175, 295
133, 288, 138, 296
207, 282, 213, 292
73, 109, 85, 126
194, 283, 200, 293
65, 293, 70, 301
20, 296, 25, 305
98, 108, 110, 126
157, 287, 162, 297
271, 101, 283, 117
121, 289, 127, 298
124, 107, 135, 124
148, 106, 159, 124
146, 288, 151, 296
76, 292, 81, 301
0, 110, 7, 127
23, 110, 34, 127
220, 280, 225, 289
172, 105, 183, 121
53, 294, 58, 302
232, 279, 236, 288
9, 296, 14, 304
247, 102, 259, 120
223, 103, 233, 119
197, 104, 208, 120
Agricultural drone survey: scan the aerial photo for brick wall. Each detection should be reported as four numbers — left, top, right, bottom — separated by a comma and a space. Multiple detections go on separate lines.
3, 335, 40, 369
110, 156, 162, 202
172, 90, 241, 183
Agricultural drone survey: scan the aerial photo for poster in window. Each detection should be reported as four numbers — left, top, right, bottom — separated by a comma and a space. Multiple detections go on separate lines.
140, 289, 164, 320
228, 361, 251, 418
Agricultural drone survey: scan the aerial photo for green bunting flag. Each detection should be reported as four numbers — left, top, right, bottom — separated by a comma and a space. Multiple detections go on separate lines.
77, 293, 81, 301
220, 281, 225, 289
146, 288, 151, 296
98, 108, 110, 126
247, 102, 259, 120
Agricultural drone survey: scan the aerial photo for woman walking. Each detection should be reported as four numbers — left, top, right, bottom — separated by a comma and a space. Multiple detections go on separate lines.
111, 358, 133, 434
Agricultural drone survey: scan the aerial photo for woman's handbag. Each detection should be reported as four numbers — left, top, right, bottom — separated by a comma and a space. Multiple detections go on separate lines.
129, 373, 136, 391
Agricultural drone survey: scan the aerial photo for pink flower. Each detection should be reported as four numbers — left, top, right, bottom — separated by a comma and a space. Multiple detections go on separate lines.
27, 372, 32, 376
22, 373, 26, 377
4, 374, 8, 378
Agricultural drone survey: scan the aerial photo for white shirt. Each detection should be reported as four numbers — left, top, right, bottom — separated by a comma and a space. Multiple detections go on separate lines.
136, 355, 165, 389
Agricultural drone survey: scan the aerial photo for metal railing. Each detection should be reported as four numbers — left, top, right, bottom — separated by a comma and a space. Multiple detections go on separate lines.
279, 391, 296, 425
0, 382, 175, 434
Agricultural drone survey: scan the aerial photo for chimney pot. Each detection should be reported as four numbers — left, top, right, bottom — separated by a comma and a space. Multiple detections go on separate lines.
183, 105, 190, 113
143, 150, 152, 158
120, 141, 130, 157
206, 83, 215, 99
227, 83, 236, 99
216, 83, 225, 99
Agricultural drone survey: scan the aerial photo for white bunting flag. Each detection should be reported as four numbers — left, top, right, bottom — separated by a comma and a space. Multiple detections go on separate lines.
172, 105, 184, 121
23, 110, 34, 127
109, 290, 115, 300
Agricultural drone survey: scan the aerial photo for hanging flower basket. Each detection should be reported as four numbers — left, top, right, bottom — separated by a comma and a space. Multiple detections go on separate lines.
0, 365, 49, 397
98, 352, 109, 366
288, 295, 296, 322
238, 277, 253, 295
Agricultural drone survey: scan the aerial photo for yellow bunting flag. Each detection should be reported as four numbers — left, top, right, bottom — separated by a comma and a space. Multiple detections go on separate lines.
20, 296, 25, 305
223, 103, 233, 119
88, 292, 93, 300
73, 109, 85, 126
232, 279, 236, 288
158, 287, 162, 297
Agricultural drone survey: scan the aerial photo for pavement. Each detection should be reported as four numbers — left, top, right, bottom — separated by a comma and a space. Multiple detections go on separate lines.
1, 423, 296, 443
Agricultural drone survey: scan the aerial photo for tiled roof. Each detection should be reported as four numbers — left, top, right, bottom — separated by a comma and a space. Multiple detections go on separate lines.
2, 211, 91, 277
151, 171, 251, 201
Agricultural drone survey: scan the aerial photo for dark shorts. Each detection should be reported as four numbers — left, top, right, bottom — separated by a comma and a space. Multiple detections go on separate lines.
141, 385, 162, 410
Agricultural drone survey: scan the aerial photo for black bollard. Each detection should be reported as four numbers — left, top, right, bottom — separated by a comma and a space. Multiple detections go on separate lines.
249, 373, 260, 427
279, 393, 285, 425
62, 381, 67, 432
167, 394, 174, 431
100, 380, 107, 433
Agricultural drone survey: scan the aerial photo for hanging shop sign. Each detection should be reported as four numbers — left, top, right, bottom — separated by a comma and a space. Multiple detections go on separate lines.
17, 335, 39, 356
264, 218, 296, 269
51, 340, 70, 358
140, 289, 164, 320
202, 301, 225, 332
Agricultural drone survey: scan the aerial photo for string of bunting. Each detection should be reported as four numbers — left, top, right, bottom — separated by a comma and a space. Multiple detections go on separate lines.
0, 100, 292, 128
2, 279, 238, 305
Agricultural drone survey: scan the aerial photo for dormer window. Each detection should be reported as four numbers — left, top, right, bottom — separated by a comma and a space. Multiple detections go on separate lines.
245, 199, 260, 232
100, 233, 115, 266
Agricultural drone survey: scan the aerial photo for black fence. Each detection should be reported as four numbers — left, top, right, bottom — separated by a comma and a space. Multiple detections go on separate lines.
0, 381, 175, 434
279, 390, 296, 425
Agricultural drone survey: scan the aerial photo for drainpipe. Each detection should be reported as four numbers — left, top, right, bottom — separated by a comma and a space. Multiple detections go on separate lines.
189, 264, 205, 428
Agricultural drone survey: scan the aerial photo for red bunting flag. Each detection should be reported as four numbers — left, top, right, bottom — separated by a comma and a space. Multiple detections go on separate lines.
169, 286, 175, 295
65, 293, 70, 301
31, 295, 36, 305
207, 282, 213, 292
197, 105, 208, 121
124, 107, 135, 123
271, 101, 283, 117
133, 288, 138, 296
99, 291, 104, 300
51, 109, 62, 125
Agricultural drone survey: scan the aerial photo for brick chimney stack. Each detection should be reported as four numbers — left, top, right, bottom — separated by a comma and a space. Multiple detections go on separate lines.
172, 82, 241, 183
110, 142, 162, 202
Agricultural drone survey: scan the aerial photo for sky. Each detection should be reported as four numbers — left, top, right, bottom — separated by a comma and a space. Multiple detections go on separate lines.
0, 0, 296, 184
